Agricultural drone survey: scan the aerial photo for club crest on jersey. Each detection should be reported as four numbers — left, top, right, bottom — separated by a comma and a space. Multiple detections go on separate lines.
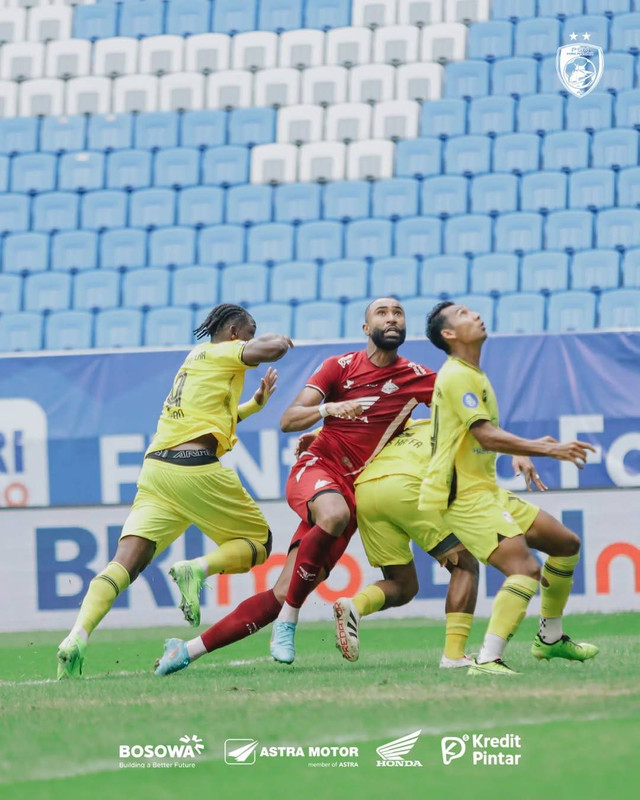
381, 380, 399, 395
343, 379, 354, 390
462, 393, 479, 409
338, 354, 354, 368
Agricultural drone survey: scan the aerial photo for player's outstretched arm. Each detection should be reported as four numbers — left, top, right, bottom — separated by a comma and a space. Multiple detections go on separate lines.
242, 333, 293, 366
470, 420, 595, 469
281, 387, 364, 432
238, 367, 278, 421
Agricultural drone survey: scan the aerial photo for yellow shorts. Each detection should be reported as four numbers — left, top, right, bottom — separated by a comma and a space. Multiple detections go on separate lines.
355, 475, 462, 568
120, 457, 269, 556
441, 487, 539, 564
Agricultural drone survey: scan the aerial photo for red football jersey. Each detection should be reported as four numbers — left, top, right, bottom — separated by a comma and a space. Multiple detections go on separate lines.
304, 350, 436, 478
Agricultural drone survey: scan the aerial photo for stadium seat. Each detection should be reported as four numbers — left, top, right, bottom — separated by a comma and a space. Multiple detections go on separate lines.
372, 179, 419, 220
0, 156, 8, 194
469, 96, 516, 136
250, 143, 298, 184
181, 110, 227, 150
270, 261, 318, 303
566, 94, 613, 134
101, 228, 147, 270
73, 3, 118, 41
396, 138, 442, 179
489, 0, 536, 20
212, 0, 258, 34
2, 233, 48, 274
202, 146, 249, 186
444, 135, 491, 176
0, 274, 21, 313
301, 65, 348, 106
325, 103, 372, 143
81, 190, 128, 232
569, 169, 615, 211
123, 268, 170, 309
419, 99, 466, 139
24, 272, 71, 313
274, 183, 322, 224
32, 192, 78, 233
370, 257, 418, 297
207, 70, 253, 110
113, 75, 159, 114
493, 133, 540, 175
159, 73, 206, 113
421, 23, 468, 64
373, 100, 420, 141
139, 35, 185, 76
106, 149, 153, 191
198, 225, 245, 266
18, 79, 64, 118
51, 231, 98, 272
248, 302, 293, 336
451, 294, 495, 331
0, 118, 38, 156
66, 77, 111, 116
623, 249, 640, 287
172, 265, 219, 310
134, 112, 179, 151
420, 255, 469, 296
495, 212, 543, 254
471, 174, 518, 215
496, 293, 545, 333
611, 12, 640, 54
184, 32, 231, 74
255, 68, 301, 109
296, 221, 342, 261
28, 5, 72, 43
353, 0, 396, 28
343, 296, 373, 339
40, 116, 86, 155
616, 89, 640, 130
517, 94, 564, 135
320, 259, 368, 301
59, 152, 105, 193
0, 312, 43, 352
515, 18, 560, 58
373, 25, 420, 67
521, 252, 569, 293
538, 0, 583, 15
149, 226, 196, 267
397, 0, 444, 26
11, 153, 56, 194
145, 307, 194, 346
396, 63, 444, 103
294, 300, 343, 340
467, 21, 513, 61
1, 42, 44, 82
304, 0, 351, 30
546, 210, 594, 252
592, 129, 639, 171
227, 184, 273, 225
247, 222, 294, 263
279, 29, 325, 69
228, 110, 275, 150
395, 216, 442, 258
0, 194, 29, 235
543, 132, 590, 172
444, 60, 490, 99
0, 82, 18, 119
346, 140, 394, 181
95, 309, 143, 348
599, 288, 640, 327
87, 114, 134, 152
444, 214, 492, 256
470, 254, 519, 295
119, 1, 164, 39
421, 176, 468, 218
74, 270, 120, 311
93, 37, 139, 80
178, 187, 225, 227
597, 209, 640, 251
166, 0, 211, 37
221, 263, 268, 305
521, 172, 567, 213
572, 250, 620, 292
595, 53, 635, 94
618, 167, 640, 208
323, 181, 370, 222
299, 142, 346, 183
492, 58, 538, 98
346, 219, 393, 260
547, 291, 596, 332
154, 147, 200, 189
446, 0, 491, 23
130, 188, 176, 230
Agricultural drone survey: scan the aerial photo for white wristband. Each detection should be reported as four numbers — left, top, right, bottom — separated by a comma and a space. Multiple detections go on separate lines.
318, 404, 329, 418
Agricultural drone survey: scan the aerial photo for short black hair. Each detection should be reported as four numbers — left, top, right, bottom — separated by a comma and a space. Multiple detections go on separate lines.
194, 304, 254, 341
426, 301, 455, 353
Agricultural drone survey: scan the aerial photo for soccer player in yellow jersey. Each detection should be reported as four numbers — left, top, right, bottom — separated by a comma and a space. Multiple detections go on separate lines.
56, 304, 292, 678
420, 301, 599, 675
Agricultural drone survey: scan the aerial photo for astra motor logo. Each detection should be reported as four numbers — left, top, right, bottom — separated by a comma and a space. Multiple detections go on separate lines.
376, 730, 423, 767
556, 33, 604, 98
441, 733, 522, 766
119, 734, 204, 763
224, 739, 260, 765
224, 739, 359, 766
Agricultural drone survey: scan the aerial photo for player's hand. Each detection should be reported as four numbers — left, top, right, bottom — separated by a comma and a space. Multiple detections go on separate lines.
325, 400, 364, 420
254, 367, 277, 406
550, 440, 596, 469
512, 456, 547, 492
295, 430, 320, 458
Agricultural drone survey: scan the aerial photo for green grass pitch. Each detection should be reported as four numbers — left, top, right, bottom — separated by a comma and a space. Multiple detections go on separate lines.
1, 613, 639, 800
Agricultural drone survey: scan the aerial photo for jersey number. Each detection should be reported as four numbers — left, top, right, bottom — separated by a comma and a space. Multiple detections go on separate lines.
166, 370, 187, 409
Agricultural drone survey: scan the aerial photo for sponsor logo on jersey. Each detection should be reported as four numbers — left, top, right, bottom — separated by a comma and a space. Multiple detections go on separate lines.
462, 393, 479, 409
381, 379, 399, 394
408, 362, 428, 376
338, 354, 354, 368
343, 379, 354, 389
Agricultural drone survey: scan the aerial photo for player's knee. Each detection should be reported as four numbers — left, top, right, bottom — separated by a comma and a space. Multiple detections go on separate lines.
457, 551, 480, 581
399, 577, 419, 605
522, 560, 541, 581
315, 508, 350, 535
564, 532, 581, 556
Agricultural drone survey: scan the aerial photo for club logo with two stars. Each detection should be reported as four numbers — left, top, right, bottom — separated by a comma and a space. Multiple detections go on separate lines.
556, 32, 604, 98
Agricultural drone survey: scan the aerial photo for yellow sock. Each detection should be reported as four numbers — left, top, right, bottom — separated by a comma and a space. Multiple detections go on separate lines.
76, 561, 130, 637
202, 538, 268, 576
352, 584, 386, 617
541, 554, 579, 617
487, 574, 539, 640
444, 612, 473, 659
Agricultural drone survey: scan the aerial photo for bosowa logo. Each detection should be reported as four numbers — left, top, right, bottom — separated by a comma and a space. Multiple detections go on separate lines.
119, 734, 204, 760
376, 730, 423, 767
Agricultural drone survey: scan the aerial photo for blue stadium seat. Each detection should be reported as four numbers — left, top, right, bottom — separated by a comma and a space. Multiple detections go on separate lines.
154, 147, 199, 189
517, 94, 564, 135
270, 261, 318, 302
491, 0, 536, 21
586, 0, 630, 11
566, 93, 613, 134
130, 188, 176, 230
618, 166, 640, 208
101, 228, 147, 269
469, 96, 515, 136
107, 150, 152, 191
611, 12, 640, 54
420, 256, 468, 297
346, 219, 392, 260
572, 250, 620, 291
444, 61, 490, 100
470, 174, 518, 214
623, 249, 640, 286
595, 54, 635, 93
515, 18, 560, 58
421, 176, 468, 218
248, 222, 294, 263
493, 133, 540, 175
396, 138, 441, 179
0, 194, 29, 235
32, 192, 78, 233
444, 215, 492, 257
537, 56, 562, 95
51, 231, 98, 272
343, 297, 373, 339
95, 309, 143, 348
40, 116, 86, 155
213, 0, 258, 34
226, 184, 273, 225
199, 225, 245, 266
87, 114, 133, 152
45, 310, 93, 350
221, 263, 268, 305
0, 274, 21, 312
320, 259, 368, 301
491, 58, 538, 98
259, 0, 302, 32
166, 0, 211, 36
228, 108, 276, 146
539, 0, 583, 16
496, 293, 545, 333
470, 254, 519, 295
521, 172, 567, 213
181, 110, 227, 149
0, 312, 43, 352
134, 112, 179, 151
495, 212, 543, 254
467, 21, 513, 61
296, 221, 341, 262
370, 257, 418, 298
420, 99, 466, 139
24, 272, 71, 312
123, 268, 170, 309
145, 307, 194, 346
616, 89, 640, 129
323, 181, 370, 222
521, 251, 569, 293
599, 288, 640, 327
0, 156, 8, 194
274, 183, 321, 223
2, 233, 48, 274
569, 169, 615, 211
149, 226, 196, 267
562, 15, 608, 45
172, 265, 219, 309
546, 210, 593, 252
58, 152, 105, 193
81, 190, 127, 231
372, 179, 419, 220
248, 302, 293, 336
73, 2, 118, 40
74, 269, 120, 310
11, 154, 56, 193
395, 217, 441, 258
543, 132, 589, 172
593, 129, 639, 170
597, 209, 640, 250
452, 294, 496, 331
402, 296, 442, 337
444, 136, 491, 176
178, 187, 224, 227
294, 300, 342, 340
202, 146, 249, 187
304, 0, 350, 30
547, 291, 596, 332
119, 0, 164, 38
0, 118, 38, 156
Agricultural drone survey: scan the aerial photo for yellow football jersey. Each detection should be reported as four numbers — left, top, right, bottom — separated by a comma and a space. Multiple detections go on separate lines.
146, 339, 256, 457
418, 356, 498, 511
355, 419, 432, 484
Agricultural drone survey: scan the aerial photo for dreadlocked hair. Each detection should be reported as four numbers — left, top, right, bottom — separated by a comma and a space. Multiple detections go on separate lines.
194, 304, 253, 341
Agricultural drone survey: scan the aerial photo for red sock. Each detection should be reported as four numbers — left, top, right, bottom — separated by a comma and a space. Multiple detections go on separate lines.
285, 525, 336, 609
201, 589, 282, 653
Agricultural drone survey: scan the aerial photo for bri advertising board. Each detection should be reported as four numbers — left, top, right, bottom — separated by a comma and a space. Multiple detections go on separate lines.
0, 331, 639, 509
0, 489, 638, 632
